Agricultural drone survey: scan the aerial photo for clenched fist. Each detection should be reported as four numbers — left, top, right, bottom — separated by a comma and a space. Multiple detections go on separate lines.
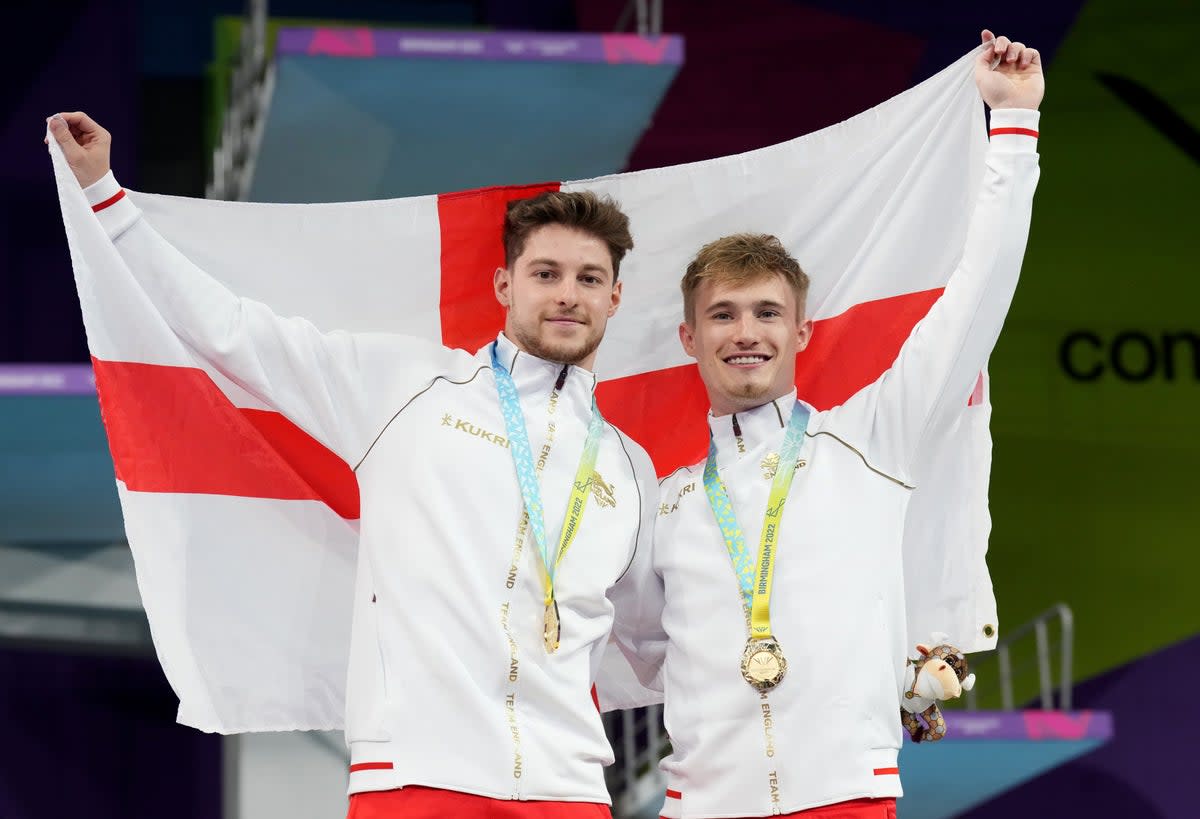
975, 30, 1044, 111
46, 112, 111, 189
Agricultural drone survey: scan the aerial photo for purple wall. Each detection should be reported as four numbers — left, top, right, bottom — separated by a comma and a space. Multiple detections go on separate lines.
0, 646, 220, 819
1, 2, 138, 363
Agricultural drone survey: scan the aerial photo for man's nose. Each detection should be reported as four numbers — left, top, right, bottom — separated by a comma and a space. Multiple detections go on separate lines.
732, 314, 758, 344
555, 278, 580, 305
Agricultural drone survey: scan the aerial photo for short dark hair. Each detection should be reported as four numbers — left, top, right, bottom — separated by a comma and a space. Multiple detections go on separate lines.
504, 191, 634, 280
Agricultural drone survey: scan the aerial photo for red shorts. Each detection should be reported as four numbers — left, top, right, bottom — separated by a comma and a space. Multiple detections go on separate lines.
348, 786, 612, 818
661, 797, 896, 819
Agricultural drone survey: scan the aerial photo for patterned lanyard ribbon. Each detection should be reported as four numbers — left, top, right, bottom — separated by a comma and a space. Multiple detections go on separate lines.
703, 401, 810, 641
490, 343, 605, 611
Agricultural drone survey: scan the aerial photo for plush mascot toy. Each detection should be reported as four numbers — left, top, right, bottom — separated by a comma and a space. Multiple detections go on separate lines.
900, 634, 977, 742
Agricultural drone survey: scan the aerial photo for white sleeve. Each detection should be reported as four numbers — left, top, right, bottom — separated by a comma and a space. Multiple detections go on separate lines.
83, 171, 447, 466
598, 438, 666, 711
837, 109, 1042, 475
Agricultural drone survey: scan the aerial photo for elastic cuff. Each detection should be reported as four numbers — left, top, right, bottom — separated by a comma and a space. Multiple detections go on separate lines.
988, 108, 1040, 153
83, 170, 120, 206
83, 170, 140, 238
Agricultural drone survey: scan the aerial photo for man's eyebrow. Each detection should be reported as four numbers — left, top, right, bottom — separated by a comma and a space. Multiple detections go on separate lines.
525, 259, 611, 278
704, 299, 788, 313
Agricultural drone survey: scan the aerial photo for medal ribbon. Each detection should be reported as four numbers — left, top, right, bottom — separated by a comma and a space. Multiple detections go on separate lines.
491, 343, 605, 609
703, 402, 810, 641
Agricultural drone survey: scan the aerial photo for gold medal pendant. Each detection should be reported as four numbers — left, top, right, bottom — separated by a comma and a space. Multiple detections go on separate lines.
543, 599, 561, 654
740, 637, 787, 691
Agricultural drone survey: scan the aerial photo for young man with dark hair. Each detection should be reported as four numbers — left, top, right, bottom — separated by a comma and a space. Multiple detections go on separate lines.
47, 115, 664, 818
498, 191, 635, 368
653, 31, 1043, 818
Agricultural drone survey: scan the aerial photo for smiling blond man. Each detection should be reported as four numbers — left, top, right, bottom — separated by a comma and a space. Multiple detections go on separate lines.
49, 112, 665, 818
652, 31, 1043, 819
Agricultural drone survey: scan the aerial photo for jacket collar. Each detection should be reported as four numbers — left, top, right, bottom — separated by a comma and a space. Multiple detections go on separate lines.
708, 389, 803, 470
486, 332, 598, 410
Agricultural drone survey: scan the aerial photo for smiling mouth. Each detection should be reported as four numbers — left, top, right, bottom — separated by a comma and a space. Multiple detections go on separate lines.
724, 354, 772, 366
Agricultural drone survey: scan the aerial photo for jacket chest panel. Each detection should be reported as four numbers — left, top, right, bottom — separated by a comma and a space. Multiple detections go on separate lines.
657, 442, 908, 629
357, 384, 638, 605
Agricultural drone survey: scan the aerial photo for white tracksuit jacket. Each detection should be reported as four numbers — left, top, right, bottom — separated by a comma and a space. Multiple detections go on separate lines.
655, 109, 1041, 818
85, 177, 666, 804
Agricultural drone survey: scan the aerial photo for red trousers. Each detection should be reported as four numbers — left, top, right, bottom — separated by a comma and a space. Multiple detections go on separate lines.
661, 798, 896, 819
348, 786, 612, 818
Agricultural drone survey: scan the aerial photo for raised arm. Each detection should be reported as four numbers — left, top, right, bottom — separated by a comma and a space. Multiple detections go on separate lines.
842, 32, 1044, 475
48, 111, 445, 465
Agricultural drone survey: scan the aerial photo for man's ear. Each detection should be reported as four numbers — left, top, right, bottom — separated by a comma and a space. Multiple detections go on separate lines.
796, 317, 814, 352
494, 266, 512, 307
608, 280, 623, 318
678, 321, 698, 358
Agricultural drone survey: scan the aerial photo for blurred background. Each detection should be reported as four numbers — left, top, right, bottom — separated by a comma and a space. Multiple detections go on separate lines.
2, 1, 1197, 817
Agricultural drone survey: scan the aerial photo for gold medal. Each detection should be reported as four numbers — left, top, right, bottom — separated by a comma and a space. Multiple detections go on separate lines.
740, 637, 787, 691
543, 598, 561, 654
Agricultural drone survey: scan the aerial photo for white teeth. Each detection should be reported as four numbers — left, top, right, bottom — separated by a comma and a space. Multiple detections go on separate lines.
726, 356, 768, 365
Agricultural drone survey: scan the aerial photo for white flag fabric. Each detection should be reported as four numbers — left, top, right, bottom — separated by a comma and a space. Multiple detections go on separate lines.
51, 48, 998, 734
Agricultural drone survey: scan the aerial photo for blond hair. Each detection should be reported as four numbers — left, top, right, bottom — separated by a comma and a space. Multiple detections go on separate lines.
680, 233, 809, 323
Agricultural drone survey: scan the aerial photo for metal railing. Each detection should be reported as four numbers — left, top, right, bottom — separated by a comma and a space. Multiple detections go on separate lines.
964, 602, 1074, 711
603, 703, 669, 818
615, 0, 664, 35
207, 0, 273, 201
